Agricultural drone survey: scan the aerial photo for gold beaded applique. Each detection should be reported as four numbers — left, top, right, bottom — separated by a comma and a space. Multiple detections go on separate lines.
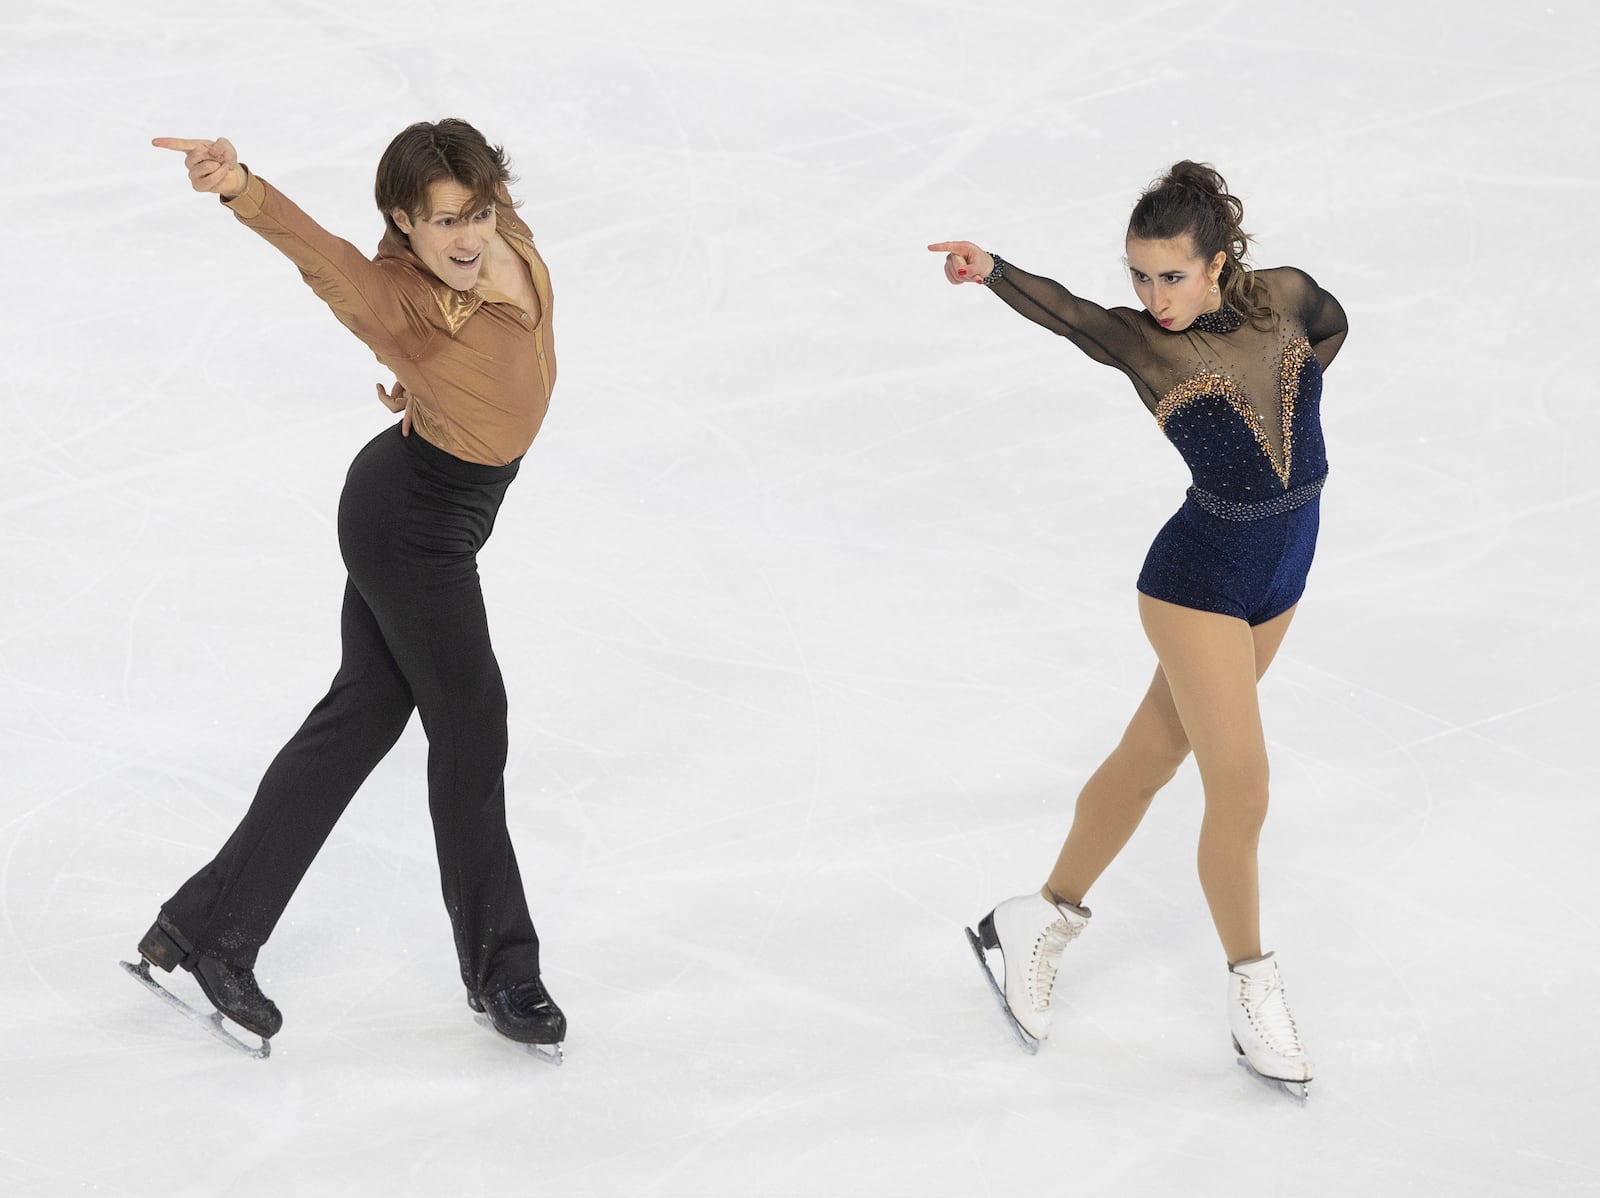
1154, 336, 1313, 488
1277, 337, 1311, 486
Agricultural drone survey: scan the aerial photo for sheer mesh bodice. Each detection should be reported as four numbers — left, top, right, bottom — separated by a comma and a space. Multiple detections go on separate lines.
988, 261, 1347, 504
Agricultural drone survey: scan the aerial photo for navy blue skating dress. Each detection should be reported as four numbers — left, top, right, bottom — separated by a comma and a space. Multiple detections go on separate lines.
985, 258, 1347, 624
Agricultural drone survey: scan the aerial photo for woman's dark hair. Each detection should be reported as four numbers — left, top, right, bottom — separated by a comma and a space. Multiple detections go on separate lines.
375, 118, 516, 241
1127, 161, 1272, 328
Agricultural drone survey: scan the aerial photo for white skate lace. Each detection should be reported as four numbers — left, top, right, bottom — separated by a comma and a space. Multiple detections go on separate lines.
1029, 917, 1084, 1012
1240, 969, 1304, 1057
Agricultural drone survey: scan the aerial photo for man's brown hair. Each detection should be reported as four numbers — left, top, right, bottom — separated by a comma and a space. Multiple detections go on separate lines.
374, 118, 515, 241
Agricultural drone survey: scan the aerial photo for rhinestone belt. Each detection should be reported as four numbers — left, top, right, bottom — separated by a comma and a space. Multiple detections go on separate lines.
1186, 474, 1326, 521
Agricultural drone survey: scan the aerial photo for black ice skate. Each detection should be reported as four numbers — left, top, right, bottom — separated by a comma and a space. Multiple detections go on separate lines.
119, 912, 279, 1058
469, 978, 566, 1065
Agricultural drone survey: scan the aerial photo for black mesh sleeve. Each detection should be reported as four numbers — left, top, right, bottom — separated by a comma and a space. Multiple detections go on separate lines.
986, 259, 1151, 376
1268, 267, 1347, 369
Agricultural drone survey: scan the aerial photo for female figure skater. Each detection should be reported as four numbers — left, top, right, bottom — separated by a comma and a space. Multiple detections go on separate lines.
134, 121, 564, 1054
929, 161, 1347, 1094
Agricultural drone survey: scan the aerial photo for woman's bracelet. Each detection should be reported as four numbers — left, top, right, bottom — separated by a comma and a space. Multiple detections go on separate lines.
981, 253, 1006, 286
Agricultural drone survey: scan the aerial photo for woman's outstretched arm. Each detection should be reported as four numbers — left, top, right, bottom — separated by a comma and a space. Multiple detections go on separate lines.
928, 240, 1148, 375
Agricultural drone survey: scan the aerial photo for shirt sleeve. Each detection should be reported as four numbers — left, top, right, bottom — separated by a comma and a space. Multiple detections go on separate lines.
985, 259, 1150, 375
223, 170, 434, 361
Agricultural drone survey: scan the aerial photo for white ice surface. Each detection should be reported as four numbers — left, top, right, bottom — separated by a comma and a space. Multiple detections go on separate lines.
3, 2, 1597, 1195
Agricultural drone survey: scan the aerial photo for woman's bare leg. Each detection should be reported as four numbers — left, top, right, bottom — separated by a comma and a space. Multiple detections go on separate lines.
1045, 603, 1298, 956
1133, 596, 1299, 961
1044, 665, 1189, 905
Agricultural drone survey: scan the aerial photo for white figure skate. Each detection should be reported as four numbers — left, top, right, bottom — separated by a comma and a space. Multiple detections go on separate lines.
965, 891, 1091, 1053
1228, 954, 1312, 1100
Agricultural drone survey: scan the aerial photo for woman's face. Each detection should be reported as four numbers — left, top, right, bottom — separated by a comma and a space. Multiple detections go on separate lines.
1125, 236, 1226, 332
392, 178, 498, 291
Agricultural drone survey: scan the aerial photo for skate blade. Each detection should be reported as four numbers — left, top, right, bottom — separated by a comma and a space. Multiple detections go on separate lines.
120, 959, 271, 1060
1235, 1055, 1309, 1102
963, 927, 1040, 1056
471, 1011, 564, 1066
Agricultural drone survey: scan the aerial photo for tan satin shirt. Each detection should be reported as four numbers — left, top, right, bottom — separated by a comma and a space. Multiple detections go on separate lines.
224, 170, 556, 466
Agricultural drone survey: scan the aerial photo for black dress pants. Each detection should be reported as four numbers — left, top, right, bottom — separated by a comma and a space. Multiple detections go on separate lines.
164, 424, 541, 994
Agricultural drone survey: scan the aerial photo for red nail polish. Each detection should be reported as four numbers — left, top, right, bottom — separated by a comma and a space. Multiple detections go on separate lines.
958, 269, 967, 276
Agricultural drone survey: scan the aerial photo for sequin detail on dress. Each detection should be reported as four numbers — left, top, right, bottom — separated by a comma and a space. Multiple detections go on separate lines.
1155, 372, 1284, 486
1191, 305, 1243, 334
1187, 475, 1325, 521
1276, 337, 1311, 489
1154, 335, 1313, 489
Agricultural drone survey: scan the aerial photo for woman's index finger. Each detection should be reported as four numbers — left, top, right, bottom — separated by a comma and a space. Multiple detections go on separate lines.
152, 136, 211, 152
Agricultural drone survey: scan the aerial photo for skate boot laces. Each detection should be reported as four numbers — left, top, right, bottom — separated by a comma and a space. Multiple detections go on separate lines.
503, 979, 556, 1018
1238, 967, 1303, 1056
1029, 916, 1085, 1011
